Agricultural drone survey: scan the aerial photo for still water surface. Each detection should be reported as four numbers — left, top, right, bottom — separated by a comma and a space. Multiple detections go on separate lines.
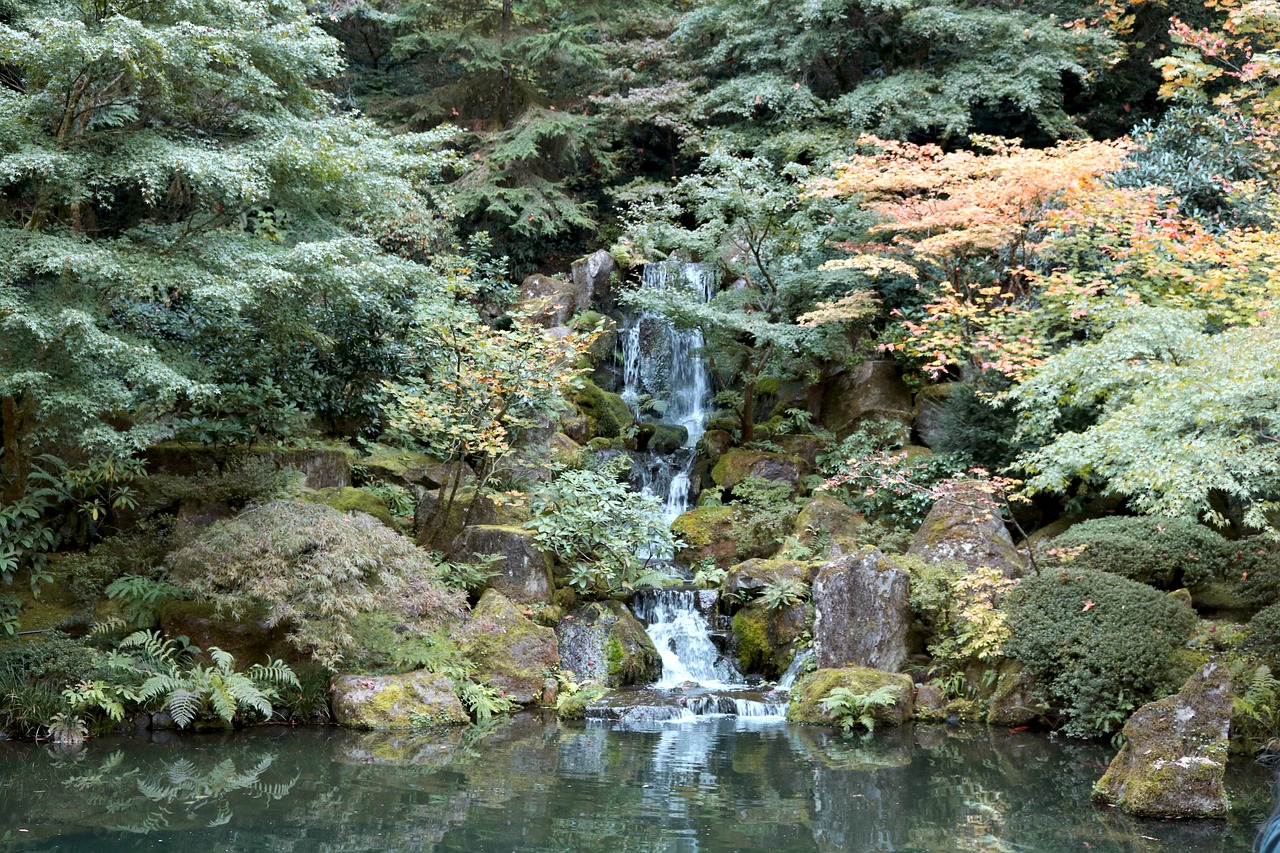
0, 715, 1273, 852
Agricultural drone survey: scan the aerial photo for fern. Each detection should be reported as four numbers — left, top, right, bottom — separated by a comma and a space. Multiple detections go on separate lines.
820, 685, 899, 734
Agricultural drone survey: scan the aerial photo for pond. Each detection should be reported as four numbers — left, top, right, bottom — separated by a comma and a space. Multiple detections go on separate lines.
0, 715, 1273, 852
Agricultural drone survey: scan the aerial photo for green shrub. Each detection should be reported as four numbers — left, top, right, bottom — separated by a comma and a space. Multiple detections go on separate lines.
0, 631, 110, 737
166, 500, 467, 668
1237, 538, 1280, 610
1248, 602, 1280, 666
1048, 516, 1241, 590
1006, 568, 1197, 738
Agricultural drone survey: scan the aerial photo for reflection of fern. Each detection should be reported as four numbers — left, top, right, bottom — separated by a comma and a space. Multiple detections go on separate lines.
820, 685, 899, 733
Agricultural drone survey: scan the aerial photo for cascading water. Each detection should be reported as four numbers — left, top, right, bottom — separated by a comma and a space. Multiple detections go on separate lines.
620, 263, 716, 532
632, 589, 741, 689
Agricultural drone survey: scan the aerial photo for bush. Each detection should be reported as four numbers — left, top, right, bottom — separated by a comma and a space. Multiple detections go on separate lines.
1248, 603, 1280, 667
166, 500, 466, 668
0, 631, 108, 737
1006, 568, 1197, 738
1047, 516, 1241, 590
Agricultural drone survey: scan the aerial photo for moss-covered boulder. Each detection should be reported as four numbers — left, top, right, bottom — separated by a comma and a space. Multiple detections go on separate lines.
571, 249, 615, 310
813, 548, 911, 672
787, 666, 914, 727
636, 422, 688, 455
330, 670, 470, 729
711, 449, 808, 493
358, 446, 476, 492
819, 360, 913, 441
775, 433, 825, 468
549, 432, 584, 467
555, 601, 660, 687
573, 379, 635, 440
672, 506, 740, 568
908, 482, 1024, 578
458, 590, 559, 705
516, 273, 585, 327
985, 661, 1051, 727
697, 429, 734, 468
315, 486, 397, 528
1093, 663, 1232, 818
722, 559, 813, 601
794, 493, 865, 552
414, 487, 498, 550
732, 599, 809, 679
160, 601, 295, 665
451, 525, 553, 605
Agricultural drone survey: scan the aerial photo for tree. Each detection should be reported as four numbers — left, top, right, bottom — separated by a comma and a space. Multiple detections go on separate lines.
622, 148, 877, 442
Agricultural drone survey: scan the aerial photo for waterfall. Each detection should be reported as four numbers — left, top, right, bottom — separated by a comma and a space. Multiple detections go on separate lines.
777, 648, 814, 691
633, 589, 741, 689
620, 263, 716, 531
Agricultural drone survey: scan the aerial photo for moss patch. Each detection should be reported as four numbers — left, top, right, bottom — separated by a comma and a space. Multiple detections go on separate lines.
573, 380, 634, 439
314, 486, 397, 527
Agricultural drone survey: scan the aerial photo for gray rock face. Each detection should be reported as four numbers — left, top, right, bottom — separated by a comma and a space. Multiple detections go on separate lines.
908, 483, 1024, 578
794, 493, 865, 551
330, 671, 470, 730
1093, 663, 1233, 818
722, 559, 813, 601
414, 488, 497, 551
571, 249, 615, 308
555, 601, 661, 687
820, 360, 913, 440
458, 590, 559, 704
812, 548, 911, 672
517, 273, 586, 327
451, 524, 554, 605
913, 383, 958, 448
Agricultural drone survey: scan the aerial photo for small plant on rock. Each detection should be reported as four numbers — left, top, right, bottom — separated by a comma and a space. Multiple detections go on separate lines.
760, 577, 809, 611
820, 685, 899, 734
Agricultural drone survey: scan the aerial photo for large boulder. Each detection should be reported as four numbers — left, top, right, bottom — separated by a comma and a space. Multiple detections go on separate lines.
414, 488, 498, 551
912, 383, 958, 448
672, 506, 768, 569
555, 601, 661, 687
458, 590, 559, 705
516, 273, 587, 327
1093, 663, 1233, 818
710, 449, 808, 493
330, 671, 470, 729
819, 360, 913, 440
358, 447, 476, 492
793, 493, 865, 552
722, 558, 814, 601
570, 249, 615, 309
573, 379, 635, 440
451, 525, 554, 605
787, 666, 914, 727
908, 483, 1024, 578
985, 661, 1051, 727
732, 599, 810, 679
812, 548, 911, 672
160, 601, 294, 665
636, 422, 688, 455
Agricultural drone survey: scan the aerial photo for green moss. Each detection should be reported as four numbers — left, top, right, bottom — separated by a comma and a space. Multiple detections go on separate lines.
606, 636, 625, 682
573, 379, 634, 439
733, 606, 772, 674
671, 506, 735, 547
315, 486, 396, 527
787, 666, 914, 727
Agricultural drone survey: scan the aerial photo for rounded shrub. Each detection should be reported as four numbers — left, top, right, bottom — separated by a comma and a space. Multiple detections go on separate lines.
1048, 516, 1240, 590
1247, 602, 1280, 666
1005, 568, 1197, 738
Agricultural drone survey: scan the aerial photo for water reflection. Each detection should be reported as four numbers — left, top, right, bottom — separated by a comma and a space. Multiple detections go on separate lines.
0, 717, 1272, 853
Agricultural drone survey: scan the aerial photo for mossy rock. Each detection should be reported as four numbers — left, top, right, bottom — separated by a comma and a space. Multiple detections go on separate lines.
794, 493, 865, 552
786, 666, 914, 727
711, 449, 808, 493
452, 525, 553, 605
985, 660, 1050, 727
671, 506, 738, 569
160, 600, 297, 666
458, 590, 559, 705
414, 487, 499, 550
908, 482, 1023, 578
556, 601, 660, 687
731, 598, 809, 679
314, 487, 397, 528
722, 559, 814, 602
330, 670, 470, 730
358, 446, 476, 491
573, 379, 634, 440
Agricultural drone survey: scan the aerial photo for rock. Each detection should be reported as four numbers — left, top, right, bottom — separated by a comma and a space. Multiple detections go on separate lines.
458, 590, 559, 704
787, 666, 914, 727
697, 430, 734, 468
555, 601, 660, 687
775, 433, 825, 468
986, 661, 1050, 727
146, 444, 355, 489
812, 548, 911, 672
819, 360, 913, 440
549, 432, 584, 467
794, 493, 865, 552
914, 683, 948, 719
414, 487, 498, 551
573, 312, 618, 367
710, 449, 808, 493
358, 447, 477, 492
314, 486, 397, 528
912, 383, 958, 448
908, 482, 1024, 578
573, 379, 635, 440
672, 506, 744, 569
732, 598, 809, 679
722, 558, 814, 602
330, 671, 470, 729
1093, 663, 1232, 818
636, 422, 687, 455
451, 525, 554, 605
560, 411, 591, 445
516, 273, 586, 327
571, 250, 616, 310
